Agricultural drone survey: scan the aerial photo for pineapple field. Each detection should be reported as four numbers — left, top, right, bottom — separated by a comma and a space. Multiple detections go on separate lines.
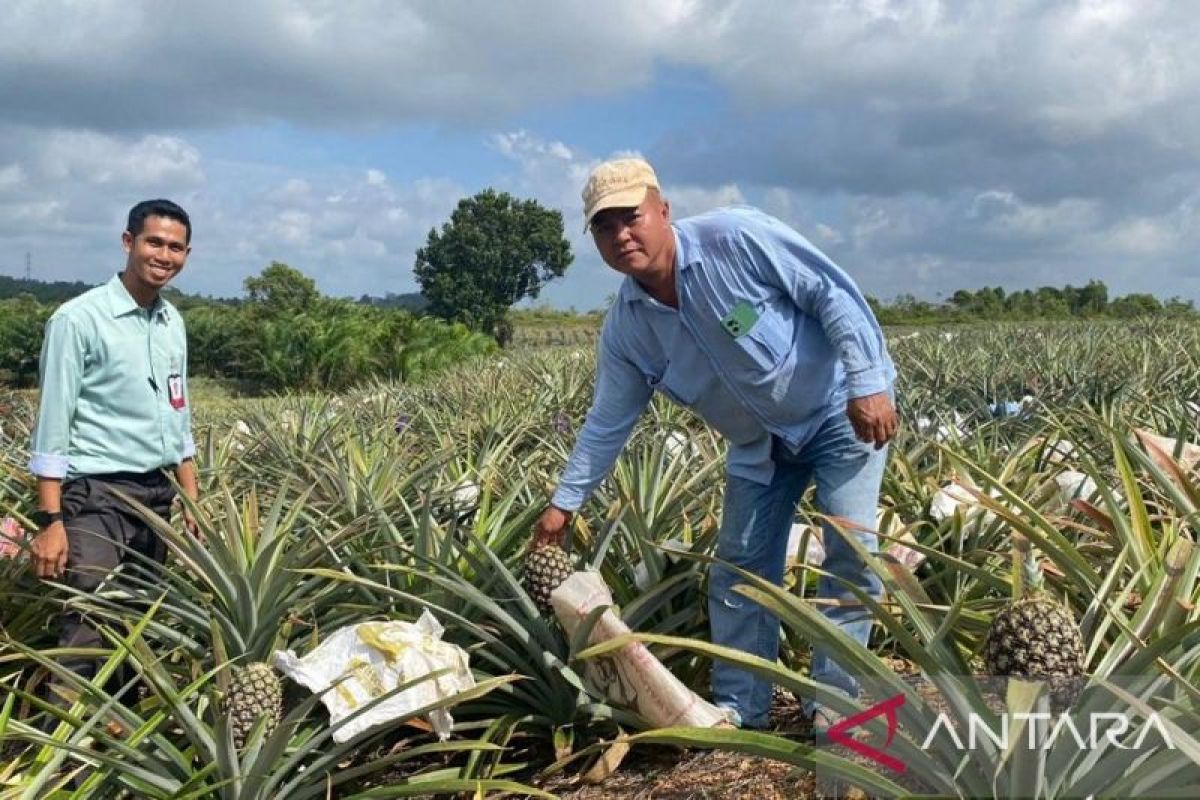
2, 319, 1200, 798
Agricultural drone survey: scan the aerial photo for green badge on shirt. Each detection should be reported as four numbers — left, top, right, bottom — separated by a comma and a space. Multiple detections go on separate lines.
720, 301, 759, 338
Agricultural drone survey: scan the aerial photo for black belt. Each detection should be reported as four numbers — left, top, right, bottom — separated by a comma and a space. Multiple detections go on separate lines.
81, 469, 173, 486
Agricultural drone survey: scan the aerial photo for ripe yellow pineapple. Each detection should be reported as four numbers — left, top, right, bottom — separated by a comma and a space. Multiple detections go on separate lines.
523, 544, 574, 612
225, 661, 284, 748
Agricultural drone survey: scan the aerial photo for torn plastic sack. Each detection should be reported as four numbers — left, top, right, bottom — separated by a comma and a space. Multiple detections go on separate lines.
274, 609, 474, 742
787, 512, 927, 571
551, 571, 729, 728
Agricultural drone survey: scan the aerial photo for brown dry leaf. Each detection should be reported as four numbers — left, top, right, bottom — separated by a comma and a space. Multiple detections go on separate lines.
1070, 498, 1115, 533
582, 740, 631, 784
1039, 558, 1065, 578
402, 718, 433, 734
1132, 429, 1200, 487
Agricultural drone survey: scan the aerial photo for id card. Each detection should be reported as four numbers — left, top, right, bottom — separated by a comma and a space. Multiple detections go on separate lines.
167, 373, 186, 410
720, 301, 759, 338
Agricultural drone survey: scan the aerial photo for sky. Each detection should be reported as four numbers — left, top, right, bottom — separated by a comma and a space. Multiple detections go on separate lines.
2, 0, 1198, 310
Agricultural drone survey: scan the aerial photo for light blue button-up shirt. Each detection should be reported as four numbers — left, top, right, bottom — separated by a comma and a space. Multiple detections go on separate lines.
29, 274, 196, 480
552, 206, 895, 511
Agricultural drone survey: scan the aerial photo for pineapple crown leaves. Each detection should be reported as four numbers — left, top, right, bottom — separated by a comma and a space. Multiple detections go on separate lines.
1012, 532, 1043, 599
101, 482, 351, 665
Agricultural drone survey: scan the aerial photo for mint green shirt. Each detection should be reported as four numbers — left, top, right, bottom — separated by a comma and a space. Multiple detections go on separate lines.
29, 274, 196, 480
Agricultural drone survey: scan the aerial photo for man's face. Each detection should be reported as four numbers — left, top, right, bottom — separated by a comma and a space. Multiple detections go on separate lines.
122, 215, 191, 292
590, 192, 672, 278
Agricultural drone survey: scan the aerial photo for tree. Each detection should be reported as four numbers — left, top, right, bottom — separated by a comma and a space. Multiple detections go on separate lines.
1109, 293, 1161, 318
414, 189, 573, 344
1062, 280, 1109, 317
948, 289, 976, 310
244, 261, 319, 314
0, 297, 53, 387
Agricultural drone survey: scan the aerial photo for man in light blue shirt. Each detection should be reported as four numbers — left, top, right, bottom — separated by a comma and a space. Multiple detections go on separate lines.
531, 158, 898, 731
27, 199, 199, 700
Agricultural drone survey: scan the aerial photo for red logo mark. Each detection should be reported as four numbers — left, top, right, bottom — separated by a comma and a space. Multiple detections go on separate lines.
826, 694, 906, 773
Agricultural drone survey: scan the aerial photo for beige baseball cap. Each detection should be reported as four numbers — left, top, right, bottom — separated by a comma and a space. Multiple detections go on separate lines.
581, 157, 660, 232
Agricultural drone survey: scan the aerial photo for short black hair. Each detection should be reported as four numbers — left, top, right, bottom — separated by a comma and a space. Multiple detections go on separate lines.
126, 199, 192, 244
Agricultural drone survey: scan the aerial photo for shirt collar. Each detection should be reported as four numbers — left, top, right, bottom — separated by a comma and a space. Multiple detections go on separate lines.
621, 277, 652, 305
106, 273, 167, 320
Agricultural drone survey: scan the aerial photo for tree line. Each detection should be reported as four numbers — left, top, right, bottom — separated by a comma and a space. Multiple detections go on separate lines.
868, 280, 1195, 325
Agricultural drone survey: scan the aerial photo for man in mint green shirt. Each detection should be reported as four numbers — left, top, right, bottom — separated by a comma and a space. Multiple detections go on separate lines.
27, 198, 200, 695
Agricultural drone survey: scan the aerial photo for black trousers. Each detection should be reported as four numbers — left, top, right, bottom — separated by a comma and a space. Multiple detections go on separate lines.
56, 471, 176, 688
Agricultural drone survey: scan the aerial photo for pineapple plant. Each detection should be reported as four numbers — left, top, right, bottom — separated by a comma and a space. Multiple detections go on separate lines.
224, 661, 284, 748
523, 543, 574, 612
983, 533, 1085, 705
92, 482, 346, 751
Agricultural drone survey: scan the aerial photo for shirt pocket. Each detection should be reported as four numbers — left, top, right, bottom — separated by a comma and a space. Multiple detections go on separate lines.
732, 304, 790, 372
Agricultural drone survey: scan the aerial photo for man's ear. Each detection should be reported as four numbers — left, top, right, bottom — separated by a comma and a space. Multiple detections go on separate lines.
121, 230, 134, 254
661, 199, 671, 224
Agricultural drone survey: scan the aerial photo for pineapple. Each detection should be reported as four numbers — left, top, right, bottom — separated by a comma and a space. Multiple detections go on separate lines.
225, 661, 284, 748
523, 544, 574, 613
983, 534, 1084, 706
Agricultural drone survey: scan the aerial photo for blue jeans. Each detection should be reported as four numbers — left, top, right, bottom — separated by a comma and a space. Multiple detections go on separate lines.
709, 409, 888, 728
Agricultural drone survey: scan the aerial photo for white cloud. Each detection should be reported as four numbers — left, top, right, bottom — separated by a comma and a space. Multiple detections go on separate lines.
0, 123, 471, 298
669, 1, 1199, 143
0, 164, 25, 193
1102, 218, 1176, 255
664, 184, 746, 219
268, 178, 313, 205
268, 210, 313, 248
0, 1, 682, 129
196, 168, 469, 298
36, 132, 203, 187
0, 127, 206, 247
967, 191, 1101, 239
490, 131, 576, 163
489, 130, 589, 214
814, 223, 844, 245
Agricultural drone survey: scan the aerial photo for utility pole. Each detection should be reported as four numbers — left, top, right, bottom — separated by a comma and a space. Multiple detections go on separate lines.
25, 251, 31, 282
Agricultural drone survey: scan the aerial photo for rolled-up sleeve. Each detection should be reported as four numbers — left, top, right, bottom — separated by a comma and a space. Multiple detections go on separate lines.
181, 431, 196, 461
551, 329, 652, 511
29, 314, 84, 478
744, 224, 892, 398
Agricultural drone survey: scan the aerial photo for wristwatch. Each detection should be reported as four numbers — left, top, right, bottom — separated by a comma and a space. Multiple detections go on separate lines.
31, 510, 64, 529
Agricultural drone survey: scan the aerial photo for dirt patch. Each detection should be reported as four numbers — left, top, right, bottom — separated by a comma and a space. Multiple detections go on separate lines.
549, 746, 818, 799
542, 690, 833, 799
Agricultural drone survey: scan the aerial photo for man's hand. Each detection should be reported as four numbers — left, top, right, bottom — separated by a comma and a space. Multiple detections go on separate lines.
183, 509, 202, 541
531, 505, 573, 550
175, 459, 200, 540
30, 522, 68, 579
847, 392, 899, 449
